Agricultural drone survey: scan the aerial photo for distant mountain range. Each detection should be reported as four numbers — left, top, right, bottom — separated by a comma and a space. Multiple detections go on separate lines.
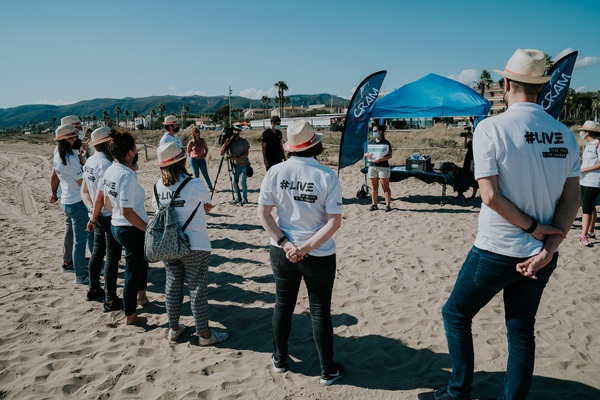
0, 94, 350, 129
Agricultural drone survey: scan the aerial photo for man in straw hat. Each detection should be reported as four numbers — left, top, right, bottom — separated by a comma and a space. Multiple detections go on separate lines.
422, 49, 581, 400
160, 115, 183, 148
257, 120, 344, 385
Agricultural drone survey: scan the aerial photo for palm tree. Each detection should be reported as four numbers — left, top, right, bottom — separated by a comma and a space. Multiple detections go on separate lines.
150, 108, 156, 129
544, 53, 554, 74
261, 95, 270, 118
477, 70, 493, 97
132, 110, 138, 129
51, 117, 57, 129
158, 103, 166, 123
102, 110, 109, 127
124, 109, 130, 129
182, 104, 189, 126
92, 115, 97, 127
274, 81, 289, 117
115, 106, 121, 126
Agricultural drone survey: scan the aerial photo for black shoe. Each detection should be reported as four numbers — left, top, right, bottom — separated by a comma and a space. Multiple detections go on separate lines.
369, 204, 378, 211
271, 355, 287, 373
103, 297, 124, 312
87, 288, 105, 301
320, 362, 344, 385
385, 205, 392, 212
61, 262, 74, 273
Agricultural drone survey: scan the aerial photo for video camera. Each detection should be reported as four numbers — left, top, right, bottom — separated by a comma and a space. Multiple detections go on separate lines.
219, 127, 235, 146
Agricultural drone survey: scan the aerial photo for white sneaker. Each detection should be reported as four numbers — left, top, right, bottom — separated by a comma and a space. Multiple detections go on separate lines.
198, 330, 230, 346
167, 324, 186, 342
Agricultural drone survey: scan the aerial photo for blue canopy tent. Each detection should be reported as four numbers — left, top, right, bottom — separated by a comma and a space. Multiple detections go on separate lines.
342, 73, 491, 203
370, 73, 491, 120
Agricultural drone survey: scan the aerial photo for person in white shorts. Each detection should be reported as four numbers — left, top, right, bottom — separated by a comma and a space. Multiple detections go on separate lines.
364, 124, 393, 211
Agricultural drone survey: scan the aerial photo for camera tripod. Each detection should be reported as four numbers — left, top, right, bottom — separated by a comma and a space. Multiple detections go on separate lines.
212, 150, 235, 201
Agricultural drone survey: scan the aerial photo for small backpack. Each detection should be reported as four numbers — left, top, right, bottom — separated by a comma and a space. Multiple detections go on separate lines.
144, 177, 202, 263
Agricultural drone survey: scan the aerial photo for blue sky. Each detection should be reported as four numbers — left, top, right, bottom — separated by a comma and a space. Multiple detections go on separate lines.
1, 0, 599, 109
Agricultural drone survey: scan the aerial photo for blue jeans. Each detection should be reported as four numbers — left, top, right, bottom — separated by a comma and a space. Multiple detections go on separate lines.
111, 225, 148, 316
233, 164, 248, 202
270, 245, 337, 373
88, 215, 122, 300
190, 157, 213, 190
442, 246, 558, 400
61, 201, 88, 278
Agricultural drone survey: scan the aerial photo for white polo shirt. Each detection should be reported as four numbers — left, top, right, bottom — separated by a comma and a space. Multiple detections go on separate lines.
258, 156, 343, 256
152, 175, 212, 251
83, 151, 112, 217
103, 163, 148, 227
160, 132, 183, 148
473, 102, 580, 257
53, 149, 83, 205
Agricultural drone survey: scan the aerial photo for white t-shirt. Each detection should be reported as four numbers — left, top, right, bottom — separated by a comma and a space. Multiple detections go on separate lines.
580, 139, 600, 188
473, 102, 580, 257
160, 132, 183, 148
103, 163, 148, 227
53, 148, 83, 205
83, 151, 112, 217
258, 156, 343, 256
152, 175, 212, 251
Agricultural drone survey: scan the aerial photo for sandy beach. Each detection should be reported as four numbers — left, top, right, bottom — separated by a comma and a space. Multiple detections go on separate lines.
0, 133, 599, 399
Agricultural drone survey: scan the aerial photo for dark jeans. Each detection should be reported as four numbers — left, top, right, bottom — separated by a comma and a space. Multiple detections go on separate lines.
270, 245, 337, 373
88, 215, 122, 301
442, 246, 558, 400
111, 225, 148, 316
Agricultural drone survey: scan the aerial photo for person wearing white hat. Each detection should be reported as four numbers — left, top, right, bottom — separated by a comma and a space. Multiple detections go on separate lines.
51, 124, 89, 285
576, 120, 600, 246
103, 131, 149, 325
160, 115, 183, 148
425, 49, 581, 400
257, 120, 344, 385
80, 127, 124, 311
151, 142, 228, 345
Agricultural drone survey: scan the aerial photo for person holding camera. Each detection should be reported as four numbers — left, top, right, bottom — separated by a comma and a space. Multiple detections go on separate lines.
219, 125, 250, 205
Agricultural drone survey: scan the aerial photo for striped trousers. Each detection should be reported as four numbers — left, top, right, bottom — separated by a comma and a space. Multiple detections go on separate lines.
164, 250, 211, 334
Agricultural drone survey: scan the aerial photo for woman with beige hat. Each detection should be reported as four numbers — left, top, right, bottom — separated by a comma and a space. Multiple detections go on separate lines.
152, 142, 229, 345
103, 131, 149, 325
81, 127, 124, 311
51, 124, 89, 285
577, 120, 600, 247
257, 120, 344, 385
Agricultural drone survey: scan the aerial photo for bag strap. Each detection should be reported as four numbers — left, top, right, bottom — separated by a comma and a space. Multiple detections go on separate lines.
182, 201, 202, 232
174, 177, 201, 232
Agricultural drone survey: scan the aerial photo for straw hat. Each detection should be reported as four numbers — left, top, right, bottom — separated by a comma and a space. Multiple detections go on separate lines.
163, 115, 179, 125
54, 124, 78, 141
61, 115, 81, 126
284, 120, 323, 151
579, 120, 600, 133
494, 48, 551, 84
89, 127, 111, 146
156, 142, 187, 167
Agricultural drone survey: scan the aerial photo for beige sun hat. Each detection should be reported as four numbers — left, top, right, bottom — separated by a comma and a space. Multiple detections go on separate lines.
61, 115, 81, 126
89, 127, 111, 146
494, 48, 551, 84
156, 142, 187, 167
578, 120, 600, 133
284, 120, 323, 152
54, 124, 78, 141
163, 115, 179, 125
